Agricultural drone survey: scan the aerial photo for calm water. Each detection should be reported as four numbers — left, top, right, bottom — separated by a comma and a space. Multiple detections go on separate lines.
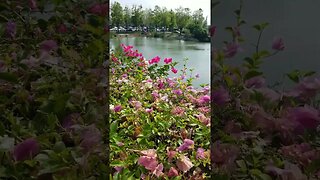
110, 37, 210, 87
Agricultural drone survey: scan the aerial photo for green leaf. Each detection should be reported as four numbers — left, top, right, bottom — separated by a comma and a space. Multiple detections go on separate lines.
244, 70, 263, 80
286, 70, 300, 83
303, 71, 316, 77
236, 160, 247, 172
110, 160, 126, 167
0, 72, 18, 83
256, 50, 270, 59
250, 169, 272, 180
110, 121, 118, 135
253, 25, 261, 31
253, 23, 269, 31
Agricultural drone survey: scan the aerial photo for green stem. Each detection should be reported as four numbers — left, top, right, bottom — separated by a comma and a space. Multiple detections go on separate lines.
255, 29, 264, 53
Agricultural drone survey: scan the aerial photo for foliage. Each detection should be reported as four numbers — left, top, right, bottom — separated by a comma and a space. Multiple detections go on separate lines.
0, 0, 108, 179
211, 0, 320, 179
110, 44, 210, 179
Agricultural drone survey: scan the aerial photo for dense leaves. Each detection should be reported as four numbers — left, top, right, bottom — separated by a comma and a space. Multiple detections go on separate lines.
0, 0, 108, 179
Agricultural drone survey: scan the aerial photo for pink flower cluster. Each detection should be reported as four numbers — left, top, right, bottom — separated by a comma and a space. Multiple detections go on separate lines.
87, 3, 108, 17
148, 56, 161, 64
138, 149, 164, 177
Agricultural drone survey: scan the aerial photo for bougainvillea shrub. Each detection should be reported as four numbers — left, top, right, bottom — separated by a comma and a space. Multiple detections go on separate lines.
211, 1, 320, 179
109, 44, 211, 179
0, 0, 108, 179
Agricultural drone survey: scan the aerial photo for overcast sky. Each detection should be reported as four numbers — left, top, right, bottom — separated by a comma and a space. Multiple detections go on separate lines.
110, 0, 211, 24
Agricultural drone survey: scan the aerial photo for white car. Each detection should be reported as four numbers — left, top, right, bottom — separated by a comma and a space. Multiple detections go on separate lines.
118, 26, 126, 32
110, 27, 118, 31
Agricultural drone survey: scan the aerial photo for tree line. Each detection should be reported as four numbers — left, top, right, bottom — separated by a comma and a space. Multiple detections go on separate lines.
110, 1, 210, 41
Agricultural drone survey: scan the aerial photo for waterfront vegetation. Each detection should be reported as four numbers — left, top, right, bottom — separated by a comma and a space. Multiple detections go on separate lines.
110, 1, 210, 42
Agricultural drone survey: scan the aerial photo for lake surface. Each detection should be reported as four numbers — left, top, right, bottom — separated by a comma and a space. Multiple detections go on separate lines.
110, 37, 210, 88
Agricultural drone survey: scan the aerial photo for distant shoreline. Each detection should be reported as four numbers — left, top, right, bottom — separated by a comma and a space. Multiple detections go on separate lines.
110, 32, 210, 43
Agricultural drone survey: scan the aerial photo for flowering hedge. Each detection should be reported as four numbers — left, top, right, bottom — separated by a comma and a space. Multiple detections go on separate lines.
0, 1, 108, 179
210, 1, 320, 179
110, 44, 211, 179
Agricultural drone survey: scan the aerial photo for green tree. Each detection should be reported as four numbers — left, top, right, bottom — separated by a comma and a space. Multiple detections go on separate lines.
111, 2, 124, 30
123, 6, 131, 28
131, 5, 144, 28
169, 10, 177, 32
153, 5, 162, 29
186, 8, 209, 41
175, 7, 191, 36
143, 8, 155, 30
161, 8, 171, 31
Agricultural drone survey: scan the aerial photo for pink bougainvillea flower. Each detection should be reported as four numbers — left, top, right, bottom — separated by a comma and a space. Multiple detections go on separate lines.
245, 76, 266, 88
280, 143, 320, 167
114, 166, 123, 173
223, 42, 240, 58
285, 106, 320, 133
133, 101, 142, 110
168, 167, 179, 177
177, 139, 194, 151
212, 87, 230, 106
116, 142, 124, 146
39, 40, 58, 53
151, 91, 159, 100
140, 149, 157, 158
138, 156, 158, 171
114, 105, 122, 112
57, 23, 67, 33
171, 67, 178, 74
164, 58, 172, 64
198, 107, 210, 114
88, 3, 108, 16
171, 106, 185, 116
209, 25, 216, 37
196, 148, 206, 159
167, 149, 177, 162
28, 0, 37, 10
20, 56, 39, 69
255, 87, 280, 102
195, 113, 210, 126
148, 56, 161, 64
198, 95, 210, 104
152, 163, 164, 177
5, 21, 16, 38
61, 113, 80, 131
172, 89, 183, 95
176, 155, 194, 172
195, 73, 200, 78
13, 138, 40, 161
145, 108, 153, 113
285, 76, 320, 100
272, 37, 285, 51
157, 80, 164, 89
211, 142, 239, 172
122, 74, 128, 79
80, 125, 102, 152
121, 44, 134, 54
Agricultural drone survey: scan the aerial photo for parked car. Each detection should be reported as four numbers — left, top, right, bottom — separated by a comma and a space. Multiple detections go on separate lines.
118, 26, 126, 32
110, 27, 118, 31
